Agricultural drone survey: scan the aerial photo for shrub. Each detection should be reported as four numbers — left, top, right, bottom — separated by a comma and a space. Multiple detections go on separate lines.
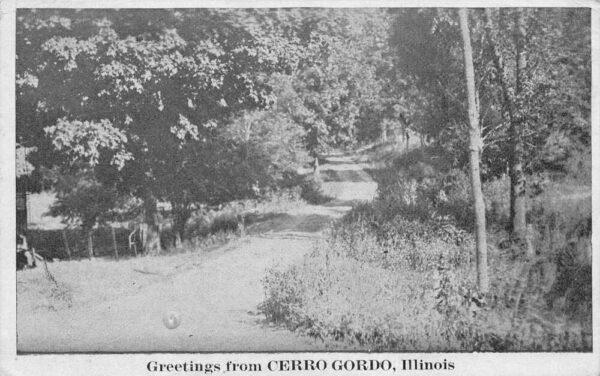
300, 178, 332, 205
209, 213, 241, 234
186, 206, 242, 240
259, 266, 306, 325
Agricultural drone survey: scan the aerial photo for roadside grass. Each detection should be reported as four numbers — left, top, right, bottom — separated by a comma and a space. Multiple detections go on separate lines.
260, 203, 591, 351
260, 145, 592, 351
261, 231, 590, 351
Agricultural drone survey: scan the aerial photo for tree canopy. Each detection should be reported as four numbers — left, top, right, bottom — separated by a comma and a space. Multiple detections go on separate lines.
16, 8, 591, 249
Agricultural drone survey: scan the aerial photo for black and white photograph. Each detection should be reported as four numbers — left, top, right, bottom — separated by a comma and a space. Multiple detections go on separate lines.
1, 2, 598, 374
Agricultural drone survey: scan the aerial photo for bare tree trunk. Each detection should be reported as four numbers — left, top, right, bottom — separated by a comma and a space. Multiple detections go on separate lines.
313, 155, 320, 181
459, 8, 489, 293
380, 121, 388, 142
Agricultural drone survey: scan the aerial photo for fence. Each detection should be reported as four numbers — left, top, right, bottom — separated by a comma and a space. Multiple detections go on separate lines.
26, 227, 132, 260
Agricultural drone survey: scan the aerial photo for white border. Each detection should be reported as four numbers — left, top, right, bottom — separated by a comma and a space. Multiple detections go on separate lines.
1, 1, 598, 375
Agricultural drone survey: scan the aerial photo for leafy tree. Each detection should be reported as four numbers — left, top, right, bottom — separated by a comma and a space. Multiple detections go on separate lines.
273, 9, 386, 176
483, 8, 591, 244
389, 7, 590, 262
222, 75, 309, 184
390, 8, 590, 177
17, 9, 302, 250
389, 9, 471, 166
47, 168, 121, 259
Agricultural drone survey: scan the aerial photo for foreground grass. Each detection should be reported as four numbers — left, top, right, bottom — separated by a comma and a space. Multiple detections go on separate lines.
260, 221, 591, 351
17, 236, 241, 314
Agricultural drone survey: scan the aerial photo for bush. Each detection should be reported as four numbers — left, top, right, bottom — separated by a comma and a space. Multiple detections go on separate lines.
300, 178, 332, 205
209, 213, 241, 234
187, 210, 243, 239
259, 266, 306, 325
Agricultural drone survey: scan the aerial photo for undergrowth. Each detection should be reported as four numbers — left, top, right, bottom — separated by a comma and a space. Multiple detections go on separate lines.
260, 147, 592, 351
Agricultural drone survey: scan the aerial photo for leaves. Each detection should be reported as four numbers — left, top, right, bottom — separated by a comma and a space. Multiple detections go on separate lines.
44, 118, 132, 169
16, 8, 591, 237
389, 8, 590, 179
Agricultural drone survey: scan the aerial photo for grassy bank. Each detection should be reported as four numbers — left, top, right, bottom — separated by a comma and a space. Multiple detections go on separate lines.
260, 146, 592, 351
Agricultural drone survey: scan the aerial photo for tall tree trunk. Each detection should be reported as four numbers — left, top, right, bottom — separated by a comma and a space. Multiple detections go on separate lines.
380, 121, 388, 142
313, 155, 320, 180
459, 8, 489, 293
485, 8, 529, 254
511, 9, 529, 250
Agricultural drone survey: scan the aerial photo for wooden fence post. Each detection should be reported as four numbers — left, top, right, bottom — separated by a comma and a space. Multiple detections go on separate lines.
61, 229, 72, 259
111, 226, 119, 261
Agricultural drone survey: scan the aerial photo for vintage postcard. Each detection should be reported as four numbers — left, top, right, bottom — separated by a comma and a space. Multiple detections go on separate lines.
0, 0, 598, 375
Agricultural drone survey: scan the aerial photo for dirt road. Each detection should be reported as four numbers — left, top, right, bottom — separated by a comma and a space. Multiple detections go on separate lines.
17, 154, 377, 352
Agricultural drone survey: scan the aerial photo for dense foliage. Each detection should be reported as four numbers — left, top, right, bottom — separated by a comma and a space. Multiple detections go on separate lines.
17, 9, 307, 241
19, 9, 589, 238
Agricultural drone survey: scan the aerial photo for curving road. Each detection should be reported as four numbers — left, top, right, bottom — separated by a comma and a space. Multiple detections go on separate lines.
17, 154, 377, 353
